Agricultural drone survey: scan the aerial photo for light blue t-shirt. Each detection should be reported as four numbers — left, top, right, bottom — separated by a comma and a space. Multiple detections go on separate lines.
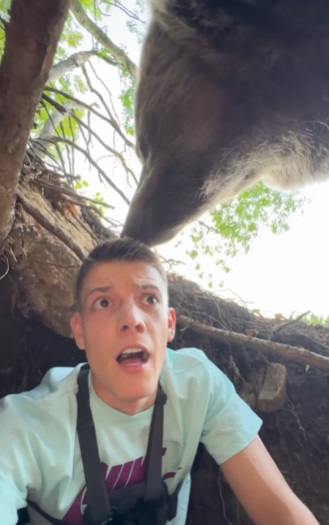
0, 347, 261, 525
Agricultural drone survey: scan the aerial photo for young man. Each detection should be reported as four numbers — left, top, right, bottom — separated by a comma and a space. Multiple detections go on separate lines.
0, 238, 319, 525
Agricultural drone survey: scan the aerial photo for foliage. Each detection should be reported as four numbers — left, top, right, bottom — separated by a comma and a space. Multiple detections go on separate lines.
56, 13, 85, 57
119, 73, 136, 136
305, 313, 329, 328
210, 183, 306, 258
0, 0, 11, 56
185, 183, 306, 284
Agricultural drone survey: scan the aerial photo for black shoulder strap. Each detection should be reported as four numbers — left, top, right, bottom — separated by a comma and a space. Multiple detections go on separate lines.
26, 500, 67, 525
144, 386, 167, 501
76, 364, 111, 525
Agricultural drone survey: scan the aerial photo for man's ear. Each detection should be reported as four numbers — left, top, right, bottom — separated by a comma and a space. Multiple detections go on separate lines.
167, 307, 176, 342
70, 312, 85, 350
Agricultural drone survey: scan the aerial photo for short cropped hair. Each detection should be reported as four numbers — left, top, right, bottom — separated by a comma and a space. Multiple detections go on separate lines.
75, 237, 167, 304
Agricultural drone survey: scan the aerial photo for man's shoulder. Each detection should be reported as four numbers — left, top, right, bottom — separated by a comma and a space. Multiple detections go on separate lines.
161, 348, 233, 421
1, 363, 84, 409
162, 347, 231, 395
36, 363, 84, 396
165, 347, 210, 369
0, 364, 86, 440
163, 347, 216, 379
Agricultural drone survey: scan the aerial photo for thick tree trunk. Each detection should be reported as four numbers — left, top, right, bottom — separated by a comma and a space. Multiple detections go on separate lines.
0, 0, 70, 249
6, 174, 105, 335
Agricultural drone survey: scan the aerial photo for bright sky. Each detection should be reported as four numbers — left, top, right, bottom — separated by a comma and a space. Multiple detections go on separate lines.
72, 2, 329, 321
220, 182, 329, 319
167, 182, 329, 320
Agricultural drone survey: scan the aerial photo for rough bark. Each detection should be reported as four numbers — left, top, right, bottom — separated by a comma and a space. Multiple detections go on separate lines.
8, 179, 97, 335
0, 0, 70, 250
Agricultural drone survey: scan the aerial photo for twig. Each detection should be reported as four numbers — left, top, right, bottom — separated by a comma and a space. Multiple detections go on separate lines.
0, 254, 10, 281
42, 137, 130, 205
33, 179, 114, 209
70, 110, 137, 184
43, 88, 134, 149
274, 311, 311, 333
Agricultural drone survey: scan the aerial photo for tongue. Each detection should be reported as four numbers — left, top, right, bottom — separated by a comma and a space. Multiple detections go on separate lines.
118, 352, 145, 364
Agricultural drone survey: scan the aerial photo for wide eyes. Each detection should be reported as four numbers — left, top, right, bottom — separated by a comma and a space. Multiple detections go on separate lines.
93, 297, 111, 309
91, 294, 159, 309
143, 294, 159, 306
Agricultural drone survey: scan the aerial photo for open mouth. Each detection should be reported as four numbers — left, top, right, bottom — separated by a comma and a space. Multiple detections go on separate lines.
117, 349, 149, 364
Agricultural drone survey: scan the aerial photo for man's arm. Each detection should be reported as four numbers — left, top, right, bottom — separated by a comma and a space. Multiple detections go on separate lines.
220, 435, 319, 525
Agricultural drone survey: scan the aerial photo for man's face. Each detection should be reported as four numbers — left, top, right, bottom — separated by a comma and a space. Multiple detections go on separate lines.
70, 260, 176, 414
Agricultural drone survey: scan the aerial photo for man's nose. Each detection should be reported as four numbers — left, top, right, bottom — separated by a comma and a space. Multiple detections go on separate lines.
118, 304, 145, 333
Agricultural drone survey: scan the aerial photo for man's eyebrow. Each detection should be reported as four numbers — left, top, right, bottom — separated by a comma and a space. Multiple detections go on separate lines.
83, 283, 162, 301
139, 283, 161, 292
84, 285, 113, 300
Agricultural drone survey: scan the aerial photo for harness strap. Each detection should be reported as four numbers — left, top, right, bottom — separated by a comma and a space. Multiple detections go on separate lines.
26, 499, 68, 525
76, 364, 111, 525
157, 480, 182, 523
144, 386, 167, 502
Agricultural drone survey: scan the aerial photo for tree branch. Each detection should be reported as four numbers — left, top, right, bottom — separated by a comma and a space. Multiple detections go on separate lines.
71, 110, 137, 184
81, 63, 135, 166
177, 315, 329, 371
34, 100, 80, 158
0, 0, 70, 250
42, 90, 136, 183
45, 136, 130, 205
69, 0, 136, 77
49, 49, 98, 82
43, 88, 134, 149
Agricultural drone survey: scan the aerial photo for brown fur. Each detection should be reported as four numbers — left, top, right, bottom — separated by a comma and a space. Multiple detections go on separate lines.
123, 0, 329, 245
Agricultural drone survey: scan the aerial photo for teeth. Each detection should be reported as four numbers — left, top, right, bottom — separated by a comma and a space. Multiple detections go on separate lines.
117, 348, 148, 364
121, 348, 143, 355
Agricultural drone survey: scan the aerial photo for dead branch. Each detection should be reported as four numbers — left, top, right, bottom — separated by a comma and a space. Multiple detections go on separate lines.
41, 90, 136, 181
16, 188, 85, 261
273, 311, 311, 333
33, 178, 114, 210
177, 315, 329, 371
0, 0, 70, 250
43, 88, 134, 149
45, 136, 130, 205
70, 110, 137, 184
0, 254, 10, 281
108, 0, 146, 26
81, 64, 137, 183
